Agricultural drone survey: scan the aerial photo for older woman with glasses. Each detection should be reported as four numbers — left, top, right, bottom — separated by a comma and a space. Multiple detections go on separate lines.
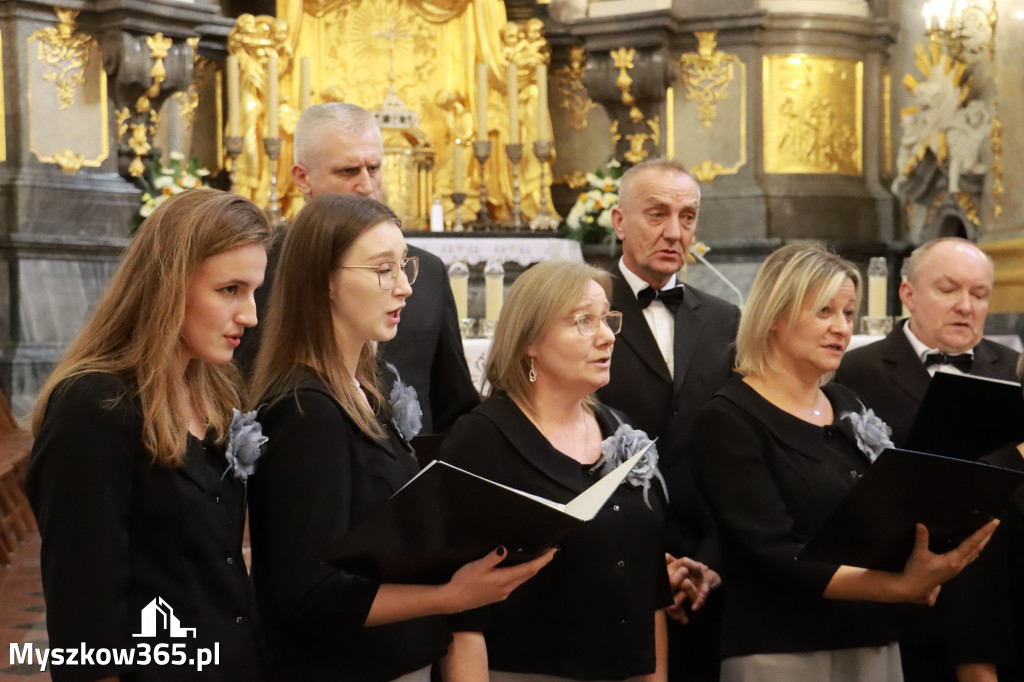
440, 259, 672, 682
247, 195, 554, 682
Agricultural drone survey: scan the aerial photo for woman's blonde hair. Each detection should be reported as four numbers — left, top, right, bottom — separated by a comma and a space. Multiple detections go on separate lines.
485, 259, 612, 414
250, 194, 400, 439
736, 242, 861, 380
31, 188, 274, 466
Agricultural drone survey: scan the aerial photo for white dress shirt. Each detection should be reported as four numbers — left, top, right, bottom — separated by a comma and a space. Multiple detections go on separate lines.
903, 322, 972, 377
618, 258, 678, 378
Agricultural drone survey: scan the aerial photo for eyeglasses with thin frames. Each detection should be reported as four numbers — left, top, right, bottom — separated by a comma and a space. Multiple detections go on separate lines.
572, 311, 623, 337
337, 256, 419, 291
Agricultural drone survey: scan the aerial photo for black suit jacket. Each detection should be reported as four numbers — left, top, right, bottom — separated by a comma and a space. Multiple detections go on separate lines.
237, 240, 478, 436
596, 270, 740, 561
835, 321, 1020, 447
692, 380, 898, 658
378, 244, 479, 434
248, 373, 450, 681
439, 393, 671, 680
25, 373, 265, 682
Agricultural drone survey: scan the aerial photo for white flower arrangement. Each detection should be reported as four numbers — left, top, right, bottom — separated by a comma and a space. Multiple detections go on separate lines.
560, 160, 625, 245
135, 151, 211, 226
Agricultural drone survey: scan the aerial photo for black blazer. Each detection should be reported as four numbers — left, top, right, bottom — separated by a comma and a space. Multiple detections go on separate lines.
248, 373, 450, 682
378, 244, 480, 434
25, 373, 265, 682
691, 380, 898, 658
835, 320, 1020, 447
945, 444, 1024, 678
439, 394, 672, 680
595, 270, 740, 562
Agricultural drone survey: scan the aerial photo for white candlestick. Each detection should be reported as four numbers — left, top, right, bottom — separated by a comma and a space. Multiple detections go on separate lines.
485, 260, 505, 320
507, 62, 518, 145
868, 276, 887, 318
536, 63, 548, 142
300, 56, 311, 111
267, 55, 279, 138
227, 56, 240, 138
454, 142, 464, 192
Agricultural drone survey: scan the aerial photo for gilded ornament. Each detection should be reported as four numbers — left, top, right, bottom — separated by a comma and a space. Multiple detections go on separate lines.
146, 33, 173, 98
116, 106, 131, 141
52, 148, 85, 174
610, 47, 642, 123
127, 123, 152, 177
763, 55, 862, 175
990, 117, 1002, 219
679, 32, 739, 129
557, 46, 596, 131
27, 8, 93, 110
692, 159, 726, 183
174, 38, 205, 131
610, 119, 621, 149
561, 169, 588, 190
954, 191, 980, 225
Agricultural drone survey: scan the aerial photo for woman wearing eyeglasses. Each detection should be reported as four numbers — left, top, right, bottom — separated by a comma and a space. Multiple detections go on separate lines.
439, 259, 672, 682
247, 195, 555, 682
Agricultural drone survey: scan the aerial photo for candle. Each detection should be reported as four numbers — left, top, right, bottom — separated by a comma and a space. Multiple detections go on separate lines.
226, 56, 240, 138
448, 261, 469, 321
536, 63, 548, 141
476, 62, 488, 139
453, 142, 464, 193
300, 56, 311, 111
507, 62, 518, 144
266, 55, 279, 138
666, 86, 674, 159
484, 260, 505, 320
430, 198, 444, 232
867, 256, 888, 318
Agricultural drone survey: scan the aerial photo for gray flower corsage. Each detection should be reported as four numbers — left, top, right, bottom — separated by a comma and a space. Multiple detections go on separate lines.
840, 407, 893, 462
385, 362, 422, 441
223, 408, 268, 481
589, 423, 668, 509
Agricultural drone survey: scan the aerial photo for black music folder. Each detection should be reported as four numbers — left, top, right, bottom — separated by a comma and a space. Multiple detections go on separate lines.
799, 448, 1024, 572
321, 446, 650, 584
905, 372, 1024, 461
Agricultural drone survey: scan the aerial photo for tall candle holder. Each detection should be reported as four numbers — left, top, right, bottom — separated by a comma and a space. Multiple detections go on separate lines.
529, 141, 559, 231
263, 137, 282, 226
505, 142, 525, 230
225, 136, 242, 194
452, 192, 467, 232
472, 140, 496, 231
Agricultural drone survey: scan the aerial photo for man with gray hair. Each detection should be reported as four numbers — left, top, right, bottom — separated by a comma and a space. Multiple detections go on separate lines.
836, 236, 1019, 682
240, 102, 479, 434
597, 158, 740, 682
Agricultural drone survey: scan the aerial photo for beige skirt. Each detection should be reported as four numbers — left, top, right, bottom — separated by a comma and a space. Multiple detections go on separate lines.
490, 672, 641, 682
389, 665, 432, 682
720, 644, 903, 682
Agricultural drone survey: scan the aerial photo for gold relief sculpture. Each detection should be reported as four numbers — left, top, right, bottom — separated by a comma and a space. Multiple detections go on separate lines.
991, 117, 1002, 219
557, 46, 596, 131
146, 33, 173, 98
116, 106, 131, 141
677, 55, 747, 184
679, 31, 739, 129
763, 55, 862, 175
609, 119, 621, 150
27, 8, 92, 110
173, 38, 204, 131
52, 149, 85, 174
559, 169, 588, 189
229, 13, 294, 213
127, 124, 152, 177
692, 160, 726, 183
623, 116, 660, 164
27, 10, 108, 174
610, 47, 642, 123
954, 191, 980, 226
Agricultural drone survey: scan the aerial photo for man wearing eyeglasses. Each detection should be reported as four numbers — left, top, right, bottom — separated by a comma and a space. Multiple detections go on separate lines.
240, 102, 479, 435
596, 158, 740, 682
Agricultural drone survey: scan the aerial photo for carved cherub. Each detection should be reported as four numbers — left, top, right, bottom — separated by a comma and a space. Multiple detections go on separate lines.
946, 100, 991, 194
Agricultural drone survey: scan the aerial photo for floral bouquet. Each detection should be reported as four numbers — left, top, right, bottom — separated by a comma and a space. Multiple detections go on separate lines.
133, 151, 211, 229
559, 159, 626, 245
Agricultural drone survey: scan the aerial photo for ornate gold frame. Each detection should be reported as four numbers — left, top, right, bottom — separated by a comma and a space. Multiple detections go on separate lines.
689, 60, 747, 184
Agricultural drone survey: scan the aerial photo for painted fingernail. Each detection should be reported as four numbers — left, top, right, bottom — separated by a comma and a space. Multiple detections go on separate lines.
497, 546, 506, 557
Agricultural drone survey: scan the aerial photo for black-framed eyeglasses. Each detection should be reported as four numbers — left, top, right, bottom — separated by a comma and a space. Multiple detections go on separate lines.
572, 311, 623, 337
337, 257, 419, 291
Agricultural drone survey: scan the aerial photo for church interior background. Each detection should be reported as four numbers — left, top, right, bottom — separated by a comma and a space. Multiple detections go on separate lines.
0, 0, 1022, 414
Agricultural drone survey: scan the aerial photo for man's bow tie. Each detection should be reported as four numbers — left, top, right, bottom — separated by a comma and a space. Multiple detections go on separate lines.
637, 286, 684, 313
923, 352, 973, 373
